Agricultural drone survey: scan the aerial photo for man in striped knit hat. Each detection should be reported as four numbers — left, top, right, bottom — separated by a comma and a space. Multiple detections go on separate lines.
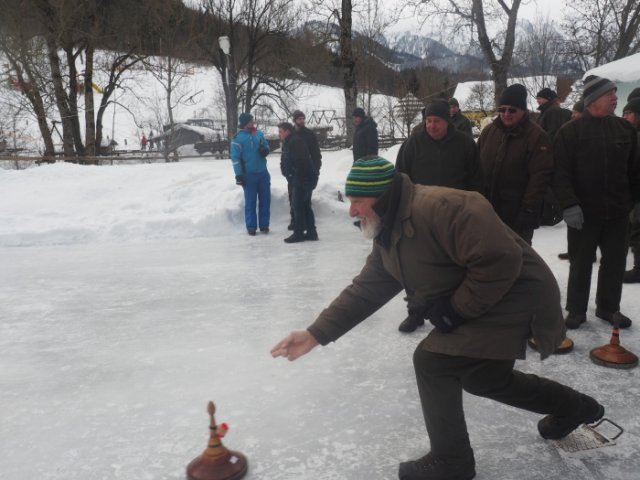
272, 156, 603, 480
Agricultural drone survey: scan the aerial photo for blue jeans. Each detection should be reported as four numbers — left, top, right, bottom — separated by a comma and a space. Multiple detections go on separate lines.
243, 170, 271, 230
291, 178, 317, 235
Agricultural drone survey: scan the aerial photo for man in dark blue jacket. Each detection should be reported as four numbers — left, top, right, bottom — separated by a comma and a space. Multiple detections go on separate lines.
352, 107, 378, 162
278, 122, 319, 243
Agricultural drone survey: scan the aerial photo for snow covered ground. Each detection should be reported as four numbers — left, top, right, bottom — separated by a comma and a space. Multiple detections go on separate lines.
2, 147, 640, 480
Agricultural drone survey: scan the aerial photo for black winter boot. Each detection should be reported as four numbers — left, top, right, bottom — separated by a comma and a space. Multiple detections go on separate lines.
398, 451, 476, 480
623, 267, 640, 283
537, 394, 604, 440
398, 314, 425, 333
564, 312, 586, 329
595, 309, 632, 328
284, 233, 305, 243
304, 230, 319, 241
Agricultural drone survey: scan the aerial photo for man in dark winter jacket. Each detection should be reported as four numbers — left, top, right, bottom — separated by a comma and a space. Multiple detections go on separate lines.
272, 156, 604, 480
478, 84, 553, 246
448, 98, 474, 138
278, 122, 319, 243
621, 94, 640, 283
553, 75, 640, 330
352, 107, 378, 162
285, 110, 323, 231
395, 99, 481, 333
535, 88, 572, 142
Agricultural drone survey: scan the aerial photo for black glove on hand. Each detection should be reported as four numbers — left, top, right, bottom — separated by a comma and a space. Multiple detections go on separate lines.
514, 208, 539, 231
425, 297, 466, 333
258, 144, 269, 157
235, 175, 245, 186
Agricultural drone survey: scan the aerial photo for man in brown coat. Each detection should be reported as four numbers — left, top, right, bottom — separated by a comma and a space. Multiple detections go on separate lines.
272, 156, 604, 480
554, 75, 640, 330
478, 83, 553, 245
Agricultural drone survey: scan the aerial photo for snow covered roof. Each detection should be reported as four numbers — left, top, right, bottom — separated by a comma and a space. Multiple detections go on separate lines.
453, 75, 557, 112
583, 53, 640, 83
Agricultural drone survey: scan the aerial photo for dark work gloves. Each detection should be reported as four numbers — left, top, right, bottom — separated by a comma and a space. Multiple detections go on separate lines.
424, 297, 466, 333
514, 208, 539, 231
235, 175, 245, 186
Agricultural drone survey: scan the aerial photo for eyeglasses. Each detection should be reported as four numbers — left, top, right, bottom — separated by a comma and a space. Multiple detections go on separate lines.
498, 107, 520, 114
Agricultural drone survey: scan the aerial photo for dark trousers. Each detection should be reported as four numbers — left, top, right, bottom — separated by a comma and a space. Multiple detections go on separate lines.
291, 178, 317, 235
629, 210, 640, 268
413, 347, 582, 457
566, 216, 628, 314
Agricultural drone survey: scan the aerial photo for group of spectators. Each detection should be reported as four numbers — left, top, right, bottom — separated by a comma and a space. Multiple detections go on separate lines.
268, 74, 639, 480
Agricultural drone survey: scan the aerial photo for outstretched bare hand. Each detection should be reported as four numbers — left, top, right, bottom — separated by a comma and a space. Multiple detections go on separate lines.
270, 330, 319, 361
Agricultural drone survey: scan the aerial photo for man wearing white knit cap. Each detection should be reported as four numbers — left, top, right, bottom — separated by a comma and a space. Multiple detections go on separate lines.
553, 75, 640, 330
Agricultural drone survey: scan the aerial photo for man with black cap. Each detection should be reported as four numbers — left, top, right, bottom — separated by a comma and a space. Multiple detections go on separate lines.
448, 98, 474, 138
271, 156, 604, 480
553, 75, 640, 330
621, 92, 640, 283
395, 99, 481, 332
351, 107, 378, 162
535, 88, 572, 142
477, 83, 553, 245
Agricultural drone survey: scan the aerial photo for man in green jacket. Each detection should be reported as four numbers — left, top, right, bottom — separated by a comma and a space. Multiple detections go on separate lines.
272, 156, 604, 480
553, 75, 640, 330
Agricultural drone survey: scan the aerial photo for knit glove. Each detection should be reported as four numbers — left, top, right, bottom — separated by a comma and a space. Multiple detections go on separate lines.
424, 297, 466, 334
235, 175, 245, 187
563, 205, 584, 230
258, 141, 269, 157
514, 208, 539, 231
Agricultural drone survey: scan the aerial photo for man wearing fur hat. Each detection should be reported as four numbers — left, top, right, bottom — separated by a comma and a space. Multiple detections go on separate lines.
230, 112, 271, 236
477, 83, 553, 245
553, 75, 640, 329
395, 99, 481, 332
272, 156, 604, 480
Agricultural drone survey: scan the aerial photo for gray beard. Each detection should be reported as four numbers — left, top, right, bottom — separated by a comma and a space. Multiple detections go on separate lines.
360, 216, 383, 240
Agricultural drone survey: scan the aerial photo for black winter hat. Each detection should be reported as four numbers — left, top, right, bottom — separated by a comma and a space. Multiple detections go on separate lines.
292, 109, 305, 120
623, 98, 640, 115
499, 84, 528, 110
583, 75, 617, 106
424, 100, 450, 122
628, 88, 640, 101
352, 107, 366, 118
536, 88, 557, 101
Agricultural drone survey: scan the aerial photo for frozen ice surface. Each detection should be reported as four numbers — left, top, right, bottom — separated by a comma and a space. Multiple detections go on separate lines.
1, 152, 639, 479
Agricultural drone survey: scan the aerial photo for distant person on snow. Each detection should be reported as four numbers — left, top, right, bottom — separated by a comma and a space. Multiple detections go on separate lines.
230, 112, 271, 236
278, 122, 319, 243
140, 135, 148, 151
351, 107, 378, 163
448, 98, 474, 138
272, 156, 604, 480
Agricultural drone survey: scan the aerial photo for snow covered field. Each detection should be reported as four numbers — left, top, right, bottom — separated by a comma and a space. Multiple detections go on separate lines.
1, 147, 640, 479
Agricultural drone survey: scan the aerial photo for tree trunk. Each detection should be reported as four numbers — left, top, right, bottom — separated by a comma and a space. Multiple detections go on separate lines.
46, 38, 75, 159
84, 45, 97, 160
340, 0, 357, 148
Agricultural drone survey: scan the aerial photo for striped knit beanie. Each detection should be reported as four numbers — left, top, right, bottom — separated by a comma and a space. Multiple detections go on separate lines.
583, 75, 616, 106
345, 156, 395, 197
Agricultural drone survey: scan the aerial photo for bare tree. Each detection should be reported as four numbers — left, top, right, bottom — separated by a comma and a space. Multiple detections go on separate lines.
198, 0, 301, 137
561, 0, 640, 71
513, 16, 569, 76
404, 0, 523, 105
